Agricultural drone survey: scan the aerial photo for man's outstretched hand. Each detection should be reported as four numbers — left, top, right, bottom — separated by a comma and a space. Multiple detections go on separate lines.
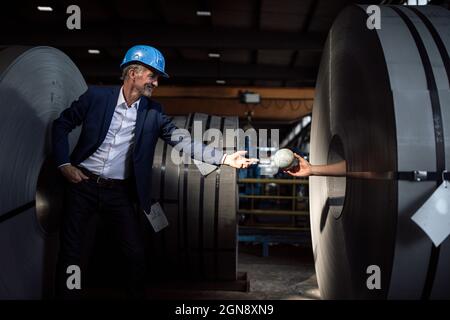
283, 153, 312, 177
223, 151, 259, 169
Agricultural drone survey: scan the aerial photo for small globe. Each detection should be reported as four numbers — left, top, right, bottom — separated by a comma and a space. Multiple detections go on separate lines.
273, 148, 295, 169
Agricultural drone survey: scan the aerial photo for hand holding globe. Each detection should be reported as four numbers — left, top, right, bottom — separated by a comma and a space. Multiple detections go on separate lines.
273, 149, 312, 177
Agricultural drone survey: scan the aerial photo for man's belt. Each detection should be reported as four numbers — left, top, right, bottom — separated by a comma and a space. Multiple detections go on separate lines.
77, 166, 129, 187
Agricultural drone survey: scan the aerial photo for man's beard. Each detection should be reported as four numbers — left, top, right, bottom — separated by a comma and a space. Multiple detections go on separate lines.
141, 84, 153, 98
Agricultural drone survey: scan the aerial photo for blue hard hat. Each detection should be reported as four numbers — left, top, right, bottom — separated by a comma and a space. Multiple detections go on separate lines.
120, 45, 169, 78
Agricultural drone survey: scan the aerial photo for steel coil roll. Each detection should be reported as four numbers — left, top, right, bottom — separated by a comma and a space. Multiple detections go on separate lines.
310, 5, 450, 299
0, 47, 87, 298
149, 113, 239, 281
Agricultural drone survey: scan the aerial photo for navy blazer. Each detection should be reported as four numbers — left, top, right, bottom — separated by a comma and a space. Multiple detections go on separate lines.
52, 86, 223, 213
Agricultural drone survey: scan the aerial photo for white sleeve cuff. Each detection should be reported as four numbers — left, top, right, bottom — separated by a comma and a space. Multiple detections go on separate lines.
58, 163, 71, 168
221, 154, 227, 165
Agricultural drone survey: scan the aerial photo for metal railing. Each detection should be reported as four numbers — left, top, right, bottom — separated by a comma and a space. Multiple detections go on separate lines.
237, 177, 310, 231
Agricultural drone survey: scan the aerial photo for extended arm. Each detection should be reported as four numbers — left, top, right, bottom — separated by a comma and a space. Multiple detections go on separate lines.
159, 112, 257, 169
284, 153, 346, 177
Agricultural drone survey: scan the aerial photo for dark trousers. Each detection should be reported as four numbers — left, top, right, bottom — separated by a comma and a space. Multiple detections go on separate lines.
55, 176, 146, 299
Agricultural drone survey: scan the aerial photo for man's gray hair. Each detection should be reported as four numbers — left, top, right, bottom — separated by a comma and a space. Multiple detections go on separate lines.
121, 64, 145, 80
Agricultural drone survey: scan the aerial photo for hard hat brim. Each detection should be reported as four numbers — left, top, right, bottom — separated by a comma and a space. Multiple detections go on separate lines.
120, 61, 169, 78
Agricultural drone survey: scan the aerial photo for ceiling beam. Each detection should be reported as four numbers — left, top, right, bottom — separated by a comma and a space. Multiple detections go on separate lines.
284, 0, 319, 87
1, 26, 326, 50
251, 0, 263, 86
76, 59, 317, 81
157, 97, 313, 121
153, 86, 315, 99
302, 0, 320, 32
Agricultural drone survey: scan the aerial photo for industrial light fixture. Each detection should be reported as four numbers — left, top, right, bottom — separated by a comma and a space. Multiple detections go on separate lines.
37, 6, 53, 11
239, 91, 260, 104
196, 11, 211, 16
208, 53, 220, 58
404, 0, 429, 5
88, 49, 100, 54
216, 80, 226, 84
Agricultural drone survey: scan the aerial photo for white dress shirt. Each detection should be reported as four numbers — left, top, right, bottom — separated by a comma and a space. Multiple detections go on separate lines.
79, 87, 140, 179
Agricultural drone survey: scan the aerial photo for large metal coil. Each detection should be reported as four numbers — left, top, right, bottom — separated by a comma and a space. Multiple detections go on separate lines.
149, 113, 239, 281
0, 47, 87, 298
310, 5, 450, 299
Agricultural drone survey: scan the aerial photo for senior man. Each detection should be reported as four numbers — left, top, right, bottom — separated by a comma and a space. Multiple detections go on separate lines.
52, 45, 257, 298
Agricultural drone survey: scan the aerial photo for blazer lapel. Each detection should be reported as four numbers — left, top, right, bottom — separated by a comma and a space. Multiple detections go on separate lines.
98, 86, 120, 145
134, 97, 149, 146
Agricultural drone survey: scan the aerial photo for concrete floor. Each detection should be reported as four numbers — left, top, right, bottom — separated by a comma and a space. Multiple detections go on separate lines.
85, 242, 320, 300
238, 244, 320, 300
148, 243, 320, 300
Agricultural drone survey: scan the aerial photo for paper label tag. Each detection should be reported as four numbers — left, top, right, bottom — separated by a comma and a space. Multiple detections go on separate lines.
145, 202, 169, 232
411, 182, 450, 247
193, 159, 218, 176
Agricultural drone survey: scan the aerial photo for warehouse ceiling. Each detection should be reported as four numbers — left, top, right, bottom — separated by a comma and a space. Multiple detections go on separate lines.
0, 0, 424, 87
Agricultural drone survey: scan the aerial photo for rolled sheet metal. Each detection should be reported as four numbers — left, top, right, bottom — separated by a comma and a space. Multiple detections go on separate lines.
0, 47, 239, 296
150, 113, 239, 280
310, 5, 450, 299
0, 47, 87, 298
